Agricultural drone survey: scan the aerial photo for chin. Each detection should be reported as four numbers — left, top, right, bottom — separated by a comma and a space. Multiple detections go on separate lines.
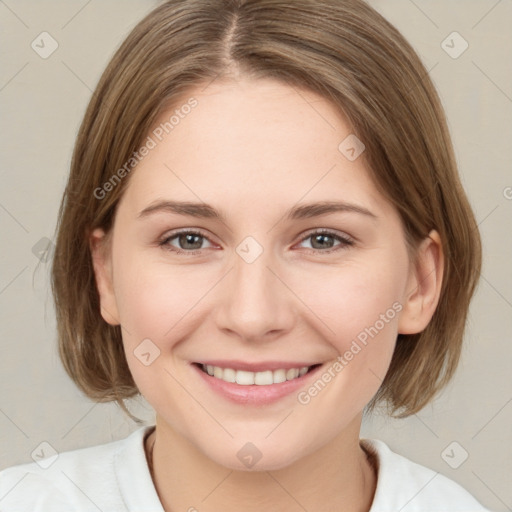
201, 436, 314, 472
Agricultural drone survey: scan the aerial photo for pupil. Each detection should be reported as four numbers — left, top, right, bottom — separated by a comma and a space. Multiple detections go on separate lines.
312, 234, 333, 249
180, 233, 202, 250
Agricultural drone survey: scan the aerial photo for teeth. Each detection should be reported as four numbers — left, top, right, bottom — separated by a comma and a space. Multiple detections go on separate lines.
254, 370, 273, 385
273, 369, 287, 383
286, 368, 299, 380
236, 370, 255, 385
223, 368, 236, 383
202, 364, 310, 385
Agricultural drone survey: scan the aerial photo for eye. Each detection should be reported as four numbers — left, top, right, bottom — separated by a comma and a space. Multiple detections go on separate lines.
158, 229, 215, 254
158, 228, 354, 256
296, 229, 354, 254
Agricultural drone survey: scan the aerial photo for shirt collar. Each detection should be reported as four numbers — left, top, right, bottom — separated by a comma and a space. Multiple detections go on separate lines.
113, 425, 164, 511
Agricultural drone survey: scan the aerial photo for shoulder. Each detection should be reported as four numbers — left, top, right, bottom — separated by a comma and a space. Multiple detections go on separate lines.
0, 426, 156, 512
0, 467, 71, 511
361, 438, 493, 512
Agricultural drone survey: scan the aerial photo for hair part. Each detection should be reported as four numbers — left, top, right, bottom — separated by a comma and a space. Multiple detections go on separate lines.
51, 0, 482, 421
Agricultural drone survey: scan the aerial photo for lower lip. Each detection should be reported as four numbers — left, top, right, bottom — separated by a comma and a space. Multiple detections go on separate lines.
192, 364, 323, 405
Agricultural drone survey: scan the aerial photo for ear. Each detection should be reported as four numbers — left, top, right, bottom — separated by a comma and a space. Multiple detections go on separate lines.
398, 230, 444, 335
89, 227, 120, 326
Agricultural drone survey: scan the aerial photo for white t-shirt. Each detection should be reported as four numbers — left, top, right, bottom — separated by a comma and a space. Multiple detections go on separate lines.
0, 425, 492, 511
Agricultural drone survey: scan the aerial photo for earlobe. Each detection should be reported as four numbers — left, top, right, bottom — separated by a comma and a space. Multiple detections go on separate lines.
398, 230, 444, 335
89, 227, 120, 326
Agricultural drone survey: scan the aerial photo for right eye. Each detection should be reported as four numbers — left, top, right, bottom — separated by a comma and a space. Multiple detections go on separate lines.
158, 229, 216, 255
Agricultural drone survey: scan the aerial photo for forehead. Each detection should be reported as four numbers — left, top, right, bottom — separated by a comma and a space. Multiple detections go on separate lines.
118, 77, 391, 219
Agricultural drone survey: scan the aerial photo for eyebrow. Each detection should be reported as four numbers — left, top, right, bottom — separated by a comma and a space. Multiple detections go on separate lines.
137, 199, 377, 222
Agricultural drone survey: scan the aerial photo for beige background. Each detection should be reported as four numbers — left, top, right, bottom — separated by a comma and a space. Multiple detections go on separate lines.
0, 1, 510, 510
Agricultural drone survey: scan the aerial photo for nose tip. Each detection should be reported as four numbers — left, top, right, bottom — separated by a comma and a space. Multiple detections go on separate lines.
214, 243, 295, 342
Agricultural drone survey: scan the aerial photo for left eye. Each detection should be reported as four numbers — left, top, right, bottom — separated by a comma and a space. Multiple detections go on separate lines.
297, 230, 354, 252
158, 229, 353, 255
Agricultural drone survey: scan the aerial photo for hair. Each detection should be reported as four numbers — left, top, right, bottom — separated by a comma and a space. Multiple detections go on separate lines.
51, 0, 481, 422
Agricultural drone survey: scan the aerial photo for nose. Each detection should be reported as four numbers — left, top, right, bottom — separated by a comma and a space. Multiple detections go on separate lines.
214, 243, 296, 342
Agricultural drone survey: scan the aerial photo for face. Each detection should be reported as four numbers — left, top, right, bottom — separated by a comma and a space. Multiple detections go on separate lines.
92, 77, 435, 471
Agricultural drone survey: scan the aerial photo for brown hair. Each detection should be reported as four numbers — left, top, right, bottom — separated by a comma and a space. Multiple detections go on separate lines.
51, 0, 481, 421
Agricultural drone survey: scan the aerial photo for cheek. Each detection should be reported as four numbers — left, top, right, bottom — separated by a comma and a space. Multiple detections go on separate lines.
290, 261, 405, 394
111, 253, 213, 403
296, 262, 404, 341
113, 251, 218, 345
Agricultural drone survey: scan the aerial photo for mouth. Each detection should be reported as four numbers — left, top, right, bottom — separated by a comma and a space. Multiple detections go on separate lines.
192, 360, 324, 405
196, 363, 321, 386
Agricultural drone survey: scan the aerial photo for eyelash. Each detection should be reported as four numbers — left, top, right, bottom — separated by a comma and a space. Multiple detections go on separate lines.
158, 228, 354, 256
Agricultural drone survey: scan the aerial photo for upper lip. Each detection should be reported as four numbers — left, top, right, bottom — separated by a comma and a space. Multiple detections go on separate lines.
194, 360, 321, 372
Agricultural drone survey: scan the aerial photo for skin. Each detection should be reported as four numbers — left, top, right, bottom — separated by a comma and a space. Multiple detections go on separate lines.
90, 77, 443, 512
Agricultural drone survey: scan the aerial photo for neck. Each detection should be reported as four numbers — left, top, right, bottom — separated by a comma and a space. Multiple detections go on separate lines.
146, 414, 377, 512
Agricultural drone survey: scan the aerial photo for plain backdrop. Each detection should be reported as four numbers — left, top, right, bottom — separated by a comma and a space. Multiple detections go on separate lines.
0, 1, 511, 510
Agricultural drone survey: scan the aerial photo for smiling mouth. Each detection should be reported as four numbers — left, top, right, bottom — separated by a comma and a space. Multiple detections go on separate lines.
196, 363, 321, 386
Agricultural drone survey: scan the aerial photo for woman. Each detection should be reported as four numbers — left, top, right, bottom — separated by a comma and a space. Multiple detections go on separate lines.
0, 0, 492, 510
